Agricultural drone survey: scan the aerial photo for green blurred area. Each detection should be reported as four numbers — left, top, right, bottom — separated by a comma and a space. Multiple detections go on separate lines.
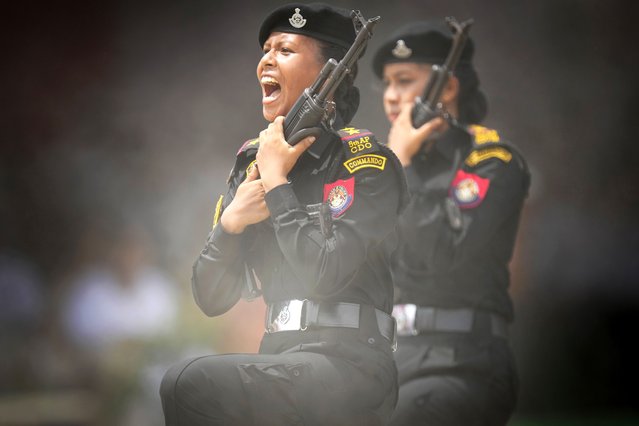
510, 415, 639, 426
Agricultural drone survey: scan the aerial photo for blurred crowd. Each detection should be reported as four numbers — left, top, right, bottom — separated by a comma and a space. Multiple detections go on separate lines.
1, 220, 188, 425
0, 215, 266, 425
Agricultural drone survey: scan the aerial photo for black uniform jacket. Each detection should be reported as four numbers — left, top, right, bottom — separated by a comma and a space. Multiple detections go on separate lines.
192, 122, 407, 350
393, 124, 530, 321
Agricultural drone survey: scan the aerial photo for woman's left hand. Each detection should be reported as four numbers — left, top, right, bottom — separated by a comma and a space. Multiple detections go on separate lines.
387, 101, 447, 166
256, 116, 316, 192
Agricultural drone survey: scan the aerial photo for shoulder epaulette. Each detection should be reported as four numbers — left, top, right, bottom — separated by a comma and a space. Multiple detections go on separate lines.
464, 125, 513, 167
236, 138, 259, 156
468, 124, 501, 147
337, 126, 387, 174
227, 137, 258, 184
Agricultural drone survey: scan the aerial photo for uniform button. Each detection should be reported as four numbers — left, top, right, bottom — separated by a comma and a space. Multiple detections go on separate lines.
292, 369, 300, 377
368, 337, 375, 344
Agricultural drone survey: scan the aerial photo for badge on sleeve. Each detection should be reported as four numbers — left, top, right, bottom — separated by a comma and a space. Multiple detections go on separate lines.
323, 177, 355, 218
450, 170, 490, 209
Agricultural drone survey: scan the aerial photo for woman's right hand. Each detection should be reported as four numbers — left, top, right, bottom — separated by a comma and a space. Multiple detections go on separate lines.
220, 166, 270, 234
387, 101, 447, 166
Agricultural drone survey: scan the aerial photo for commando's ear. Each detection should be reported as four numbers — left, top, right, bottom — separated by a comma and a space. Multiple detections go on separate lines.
441, 74, 461, 105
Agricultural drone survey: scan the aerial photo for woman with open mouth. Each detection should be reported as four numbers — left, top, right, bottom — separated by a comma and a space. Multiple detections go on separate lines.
160, 3, 407, 425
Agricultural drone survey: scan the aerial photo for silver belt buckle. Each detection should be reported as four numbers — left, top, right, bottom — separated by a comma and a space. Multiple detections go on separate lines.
267, 299, 308, 333
392, 304, 418, 336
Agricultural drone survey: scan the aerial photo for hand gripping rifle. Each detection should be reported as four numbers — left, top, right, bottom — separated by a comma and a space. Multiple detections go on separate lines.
283, 10, 380, 145
411, 17, 473, 128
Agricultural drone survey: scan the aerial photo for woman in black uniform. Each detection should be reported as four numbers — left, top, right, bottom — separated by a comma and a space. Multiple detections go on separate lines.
372, 20, 530, 426
160, 3, 406, 425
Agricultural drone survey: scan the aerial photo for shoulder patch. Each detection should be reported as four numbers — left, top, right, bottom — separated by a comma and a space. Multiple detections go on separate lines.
465, 146, 512, 167
236, 138, 259, 156
468, 125, 500, 145
450, 170, 490, 209
338, 127, 379, 156
338, 126, 386, 173
323, 177, 355, 217
343, 154, 387, 174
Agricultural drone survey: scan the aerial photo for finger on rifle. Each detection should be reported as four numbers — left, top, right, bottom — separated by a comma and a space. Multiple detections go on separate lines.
415, 116, 446, 139
293, 135, 316, 155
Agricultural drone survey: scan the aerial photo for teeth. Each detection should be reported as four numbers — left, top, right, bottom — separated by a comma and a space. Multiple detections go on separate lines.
261, 76, 279, 86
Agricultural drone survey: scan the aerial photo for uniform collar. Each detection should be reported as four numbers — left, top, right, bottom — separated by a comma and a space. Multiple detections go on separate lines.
306, 131, 332, 160
433, 125, 471, 161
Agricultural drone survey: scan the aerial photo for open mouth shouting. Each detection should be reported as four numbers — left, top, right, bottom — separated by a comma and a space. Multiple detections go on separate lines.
261, 76, 281, 105
256, 32, 325, 121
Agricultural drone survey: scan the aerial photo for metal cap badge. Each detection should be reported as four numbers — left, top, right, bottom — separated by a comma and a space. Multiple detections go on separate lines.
288, 8, 306, 28
392, 40, 412, 59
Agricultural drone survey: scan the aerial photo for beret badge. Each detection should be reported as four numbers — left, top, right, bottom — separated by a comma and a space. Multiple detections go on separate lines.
392, 39, 412, 59
288, 7, 307, 28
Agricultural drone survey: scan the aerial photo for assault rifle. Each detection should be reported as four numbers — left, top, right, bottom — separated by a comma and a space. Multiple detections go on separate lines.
283, 10, 380, 145
411, 16, 473, 128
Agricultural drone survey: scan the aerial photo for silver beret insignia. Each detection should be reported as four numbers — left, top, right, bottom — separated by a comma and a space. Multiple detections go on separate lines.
392, 40, 412, 59
289, 8, 307, 28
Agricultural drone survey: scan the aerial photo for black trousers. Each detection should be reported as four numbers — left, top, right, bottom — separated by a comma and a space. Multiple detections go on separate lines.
160, 336, 397, 425
389, 333, 518, 426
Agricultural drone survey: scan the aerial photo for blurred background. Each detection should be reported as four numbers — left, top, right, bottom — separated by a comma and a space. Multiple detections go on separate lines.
2, 0, 638, 424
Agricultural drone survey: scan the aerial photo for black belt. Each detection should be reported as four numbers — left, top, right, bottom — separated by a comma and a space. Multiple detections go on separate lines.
393, 305, 509, 339
266, 300, 396, 348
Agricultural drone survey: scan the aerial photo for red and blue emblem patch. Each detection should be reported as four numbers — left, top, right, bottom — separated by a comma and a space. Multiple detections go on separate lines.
450, 170, 490, 209
323, 177, 355, 217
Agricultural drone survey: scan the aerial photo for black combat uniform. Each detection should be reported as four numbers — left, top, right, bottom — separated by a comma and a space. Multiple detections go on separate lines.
159, 4, 407, 422
372, 21, 531, 426
160, 121, 405, 425
389, 124, 529, 425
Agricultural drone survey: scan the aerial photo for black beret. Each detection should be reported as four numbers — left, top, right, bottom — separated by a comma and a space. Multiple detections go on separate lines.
258, 3, 356, 50
372, 20, 475, 78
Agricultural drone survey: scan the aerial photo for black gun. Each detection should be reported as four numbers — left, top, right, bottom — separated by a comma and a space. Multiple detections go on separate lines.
283, 10, 380, 145
411, 17, 473, 128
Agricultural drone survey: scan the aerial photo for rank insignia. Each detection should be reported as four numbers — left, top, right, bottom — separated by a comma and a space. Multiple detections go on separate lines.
450, 170, 490, 209
339, 127, 367, 137
323, 177, 354, 218
392, 39, 412, 59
